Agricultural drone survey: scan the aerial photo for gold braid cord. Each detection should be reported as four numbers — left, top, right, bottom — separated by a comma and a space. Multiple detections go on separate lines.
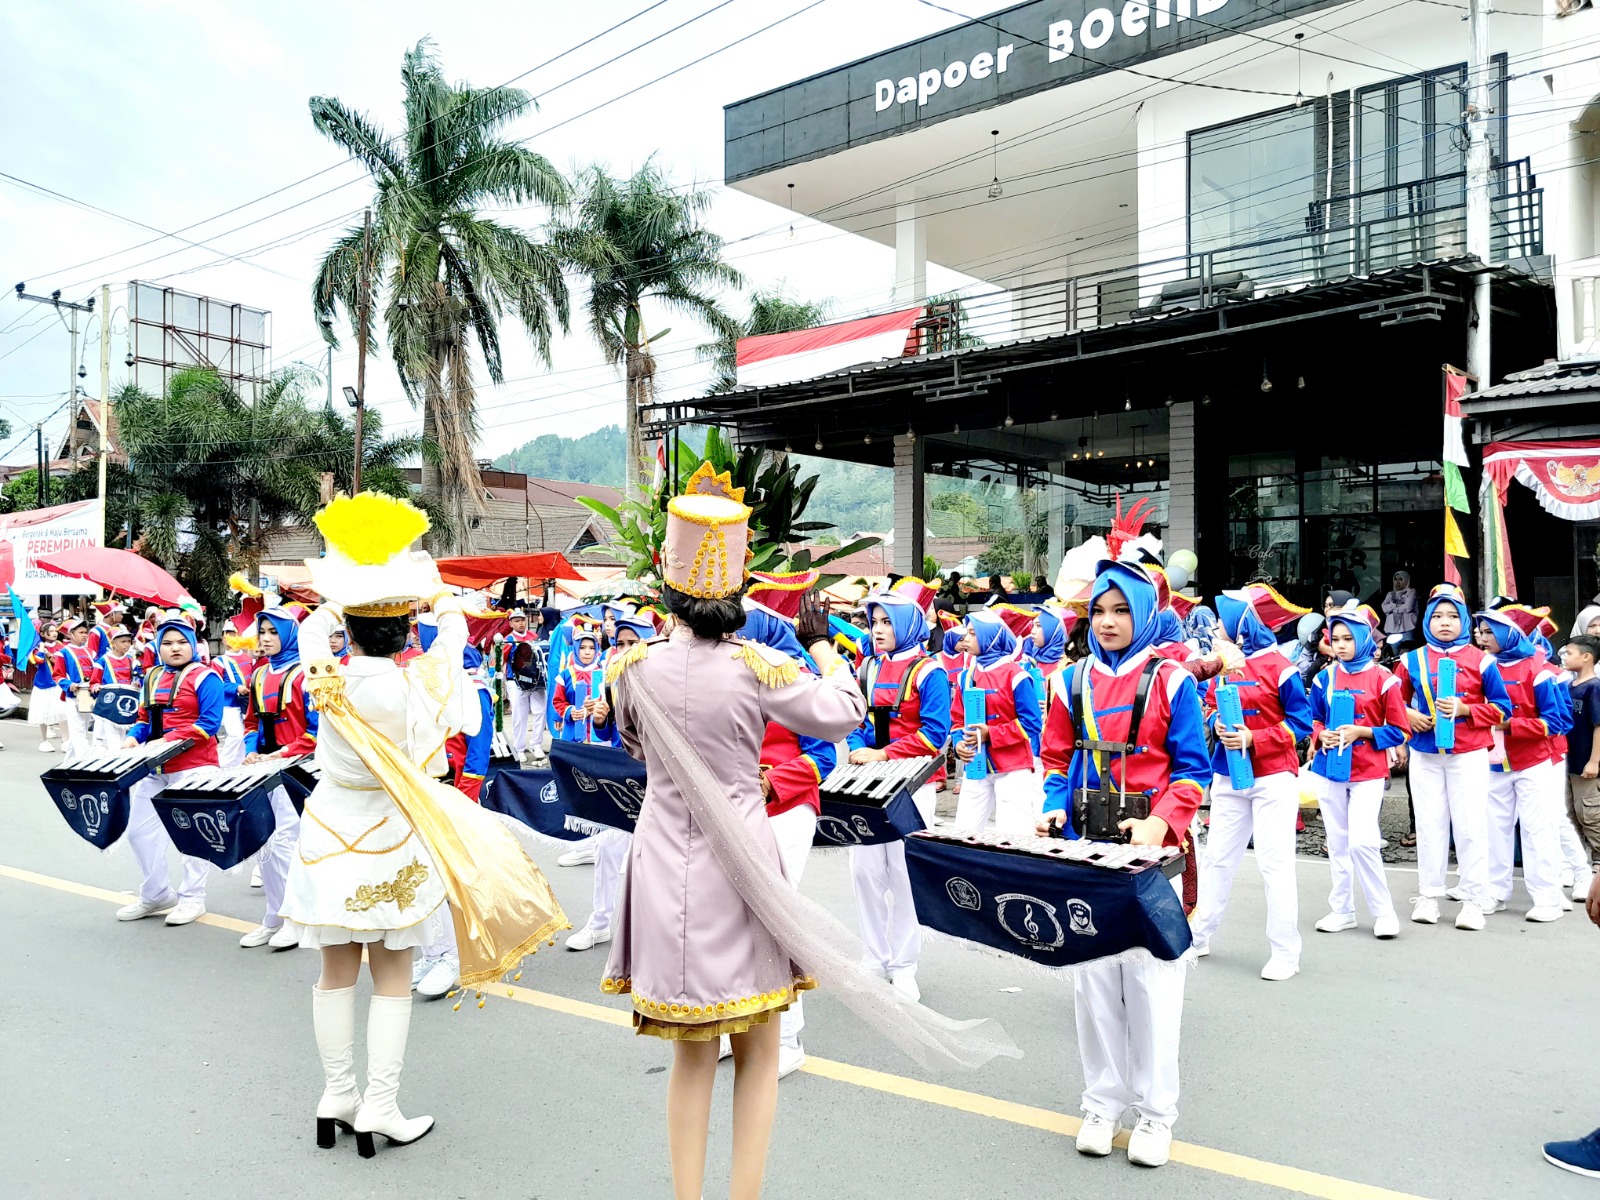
302, 659, 570, 988
732, 642, 800, 689
603, 640, 652, 687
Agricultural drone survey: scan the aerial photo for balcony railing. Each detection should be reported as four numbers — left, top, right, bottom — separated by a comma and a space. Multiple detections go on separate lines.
914, 159, 1543, 352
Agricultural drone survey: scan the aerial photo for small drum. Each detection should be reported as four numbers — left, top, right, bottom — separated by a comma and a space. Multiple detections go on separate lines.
510, 640, 546, 691
93, 685, 142, 725
74, 687, 95, 714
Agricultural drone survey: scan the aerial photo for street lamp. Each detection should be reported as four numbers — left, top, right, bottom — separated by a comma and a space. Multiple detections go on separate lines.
342, 386, 359, 409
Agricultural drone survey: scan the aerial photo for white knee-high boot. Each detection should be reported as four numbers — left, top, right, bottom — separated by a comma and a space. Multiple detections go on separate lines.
354, 994, 434, 1156
312, 985, 363, 1148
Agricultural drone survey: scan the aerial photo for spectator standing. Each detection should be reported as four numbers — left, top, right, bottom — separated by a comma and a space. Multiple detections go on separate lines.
1381, 571, 1419, 648
1560, 635, 1600, 893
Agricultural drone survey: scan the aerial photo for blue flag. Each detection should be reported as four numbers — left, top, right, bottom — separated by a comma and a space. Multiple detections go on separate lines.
8, 586, 35, 668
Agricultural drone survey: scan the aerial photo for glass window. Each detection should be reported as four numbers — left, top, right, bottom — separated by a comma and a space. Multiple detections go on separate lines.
1189, 105, 1321, 256
1229, 519, 1300, 587
1377, 460, 1444, 511
1303, 458, 1373, 516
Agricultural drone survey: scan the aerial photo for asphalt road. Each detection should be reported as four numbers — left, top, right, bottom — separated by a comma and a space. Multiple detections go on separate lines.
3, 728, 1598, 1200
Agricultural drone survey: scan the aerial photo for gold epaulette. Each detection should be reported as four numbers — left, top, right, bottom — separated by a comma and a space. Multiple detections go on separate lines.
732, 640, 800, 689
605, 639, 654, 686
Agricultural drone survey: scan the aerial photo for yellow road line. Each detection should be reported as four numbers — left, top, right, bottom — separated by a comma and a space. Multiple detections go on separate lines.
1, 861, 1432, 1200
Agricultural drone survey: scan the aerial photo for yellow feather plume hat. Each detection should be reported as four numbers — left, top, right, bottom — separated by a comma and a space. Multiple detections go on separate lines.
305, 492, 442, 617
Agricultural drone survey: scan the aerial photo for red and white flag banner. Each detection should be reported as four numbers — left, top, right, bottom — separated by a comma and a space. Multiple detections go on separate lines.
1483, 439, 1600, 521
735, 307, 924, 389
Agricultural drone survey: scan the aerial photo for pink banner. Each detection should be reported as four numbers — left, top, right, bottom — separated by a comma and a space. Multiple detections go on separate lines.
1482, 440, 1600, 521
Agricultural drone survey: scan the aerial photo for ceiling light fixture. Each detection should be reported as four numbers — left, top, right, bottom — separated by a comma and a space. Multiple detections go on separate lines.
988, 130, 1004, 199
1294, 33, 1307, 107
1260, 358, 1273, 393
787, 183, 797, 240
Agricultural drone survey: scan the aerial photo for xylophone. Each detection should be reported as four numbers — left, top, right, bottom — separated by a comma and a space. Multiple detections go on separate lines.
152, 758, 306, 868
490, 731, 517, 761
904, 828, 1193, 967
283, 756, 322, 805
813, 757, 942, 847
41, 741, 194, 850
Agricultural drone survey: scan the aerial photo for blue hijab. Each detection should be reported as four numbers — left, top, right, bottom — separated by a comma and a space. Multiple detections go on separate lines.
463, 645, 484, 672
1032, 608, 1067, 666
1152, 608, 1185, 648
1327, 610, 1377, 672
965, 610, 1018, 668
256, 608, 301, 669
866, 596, 929, 656
1422, 591, 1473, 650
1215, 592, 1277, 655
614, 617, 654, 644
942, 629, 964, 656
1475, 609, 1534, 665
739, 609, 818, 673
1088, 562, 1160, 670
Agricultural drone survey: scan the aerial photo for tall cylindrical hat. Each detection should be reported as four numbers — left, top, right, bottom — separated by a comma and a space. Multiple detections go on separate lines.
663, 463, 752, 599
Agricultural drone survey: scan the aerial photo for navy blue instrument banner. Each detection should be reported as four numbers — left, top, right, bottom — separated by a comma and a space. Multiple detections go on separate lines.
93, 685, 142, 724
482, 765, 585, 843
814, 791, 926, 848
547, 741, 644, 834
152, 786, 277, 870
904, 836, 1192, 967
41, 770, 130, 850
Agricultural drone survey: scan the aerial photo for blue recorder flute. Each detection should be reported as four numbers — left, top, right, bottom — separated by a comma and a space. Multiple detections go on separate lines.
962, 687, 988, 781
1325, 689, 1357, 783
1433, 656, 1458, 752
1214, 682, 1256, 791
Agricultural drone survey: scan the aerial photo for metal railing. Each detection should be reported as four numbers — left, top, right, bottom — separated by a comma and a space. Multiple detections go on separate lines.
912, 159, 1543, 352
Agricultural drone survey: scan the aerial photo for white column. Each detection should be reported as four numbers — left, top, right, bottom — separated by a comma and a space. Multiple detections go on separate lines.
1166, 402, 1197, 569
894, 201, 927, 307
1047, 474, 1067, 581
893, 433, 925, 577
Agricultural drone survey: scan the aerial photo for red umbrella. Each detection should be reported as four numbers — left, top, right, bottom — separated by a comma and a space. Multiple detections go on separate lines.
34, 547, 198, 610
435, 552, 582, 588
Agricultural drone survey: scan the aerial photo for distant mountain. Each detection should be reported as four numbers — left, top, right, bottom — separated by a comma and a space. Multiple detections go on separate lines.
495, 424, 627, 487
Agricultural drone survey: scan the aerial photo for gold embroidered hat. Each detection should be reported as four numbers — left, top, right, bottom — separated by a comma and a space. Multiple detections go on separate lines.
663, 462, 752, 599
305, 492, 440, 618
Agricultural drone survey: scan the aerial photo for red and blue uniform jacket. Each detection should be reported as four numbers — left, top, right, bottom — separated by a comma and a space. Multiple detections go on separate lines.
1040, 651, 1210, 845
87, 625, 111, 658
1202, 647, 1313, 781
1392, 646, 1511, 756
846, 651, 951, 784
55, 642, 100, 698
1307, 663, 1409, 783
218, 652, 255, 711
244, 663, 317, 756
131, 663, 223, 772
953, 659, 1041, 775
31, 641, 60, 690
1491, 653, 1572, 773
762, 666, 840, 819
447, 685, 495, 801
95, 651, 144, 690
553, 658, 619, 745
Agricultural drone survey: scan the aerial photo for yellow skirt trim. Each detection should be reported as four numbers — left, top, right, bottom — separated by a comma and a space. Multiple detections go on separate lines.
601, 976, 817, 1041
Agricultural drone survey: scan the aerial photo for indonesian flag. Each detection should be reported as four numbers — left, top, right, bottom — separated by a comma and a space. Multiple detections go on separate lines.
735, 307, 924, 389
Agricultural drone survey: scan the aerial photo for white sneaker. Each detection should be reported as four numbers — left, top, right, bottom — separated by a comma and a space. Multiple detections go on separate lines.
38, 740, 54, 753
1574, 873, 1593, 902
1444, 886, 1465, 902
412, 954, 435, 988
1314, 912, 1357, 933
557, 845, 598, 868
1561, 870, 1577, 889
1260, 957, 1299, 981
164, 900, 206, 926
1483, 899, 1508, 914
890, 970, 921, 1003
1075, 1112, 1117, 1157
1373, 914, 1400, 939
238, 924, 274, 948
566, 923, 612, 951
417, 957, 459, 998
268, 924, 300, 950
1455, 902, 1487, 931
116, 894, 176, 921
1191, 941, 1211, 959
1526, 905, 1566, 923
1562, 894, 1575, 912
249, 865, 262, 889
777, 1044, 806, 1080
1127, 1117, 1173, 1167
1410, 897, 1440, 924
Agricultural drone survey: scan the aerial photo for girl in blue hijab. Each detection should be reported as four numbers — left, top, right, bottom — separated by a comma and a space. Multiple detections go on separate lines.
1214, 592, 1278, 656
962, 609, 1019, 668
1029, 607, 1069, 675
256, 608, 302, 669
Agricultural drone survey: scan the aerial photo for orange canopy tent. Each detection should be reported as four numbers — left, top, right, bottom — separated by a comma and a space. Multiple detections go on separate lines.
434, 552, 582, 589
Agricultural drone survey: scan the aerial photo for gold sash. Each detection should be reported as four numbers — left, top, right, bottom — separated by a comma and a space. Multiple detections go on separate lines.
303, 659, 569, 990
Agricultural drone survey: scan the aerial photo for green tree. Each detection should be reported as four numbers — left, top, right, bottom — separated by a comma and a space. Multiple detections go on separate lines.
930, 490, 990, 537
699, 285, 830, 394
1, 469, 65, 514
309, 38, 570, 552
976, 530, 1024, 578
553, 161, 741, 500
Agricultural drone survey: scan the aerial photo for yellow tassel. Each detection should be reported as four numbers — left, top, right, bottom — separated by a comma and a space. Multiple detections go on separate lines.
506, 988, 514, 997
314, 492, 430, 565
227, 571, 263, 598
446, 990, 457, 998
604, 640, 651, 686
452, 1000, 462, 1012
512, 970, 522, 981
733, 644, 799, 689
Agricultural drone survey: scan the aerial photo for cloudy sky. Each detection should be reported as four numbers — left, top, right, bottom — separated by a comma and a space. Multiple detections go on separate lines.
0, 0, 984, 465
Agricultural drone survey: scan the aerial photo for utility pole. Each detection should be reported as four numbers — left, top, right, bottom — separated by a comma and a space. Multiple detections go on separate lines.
34, 425, 44, 508
353, 207, 372, 494
98, 284, 110, 547
12, 285, 94, 510
1464, 0, 1493, 603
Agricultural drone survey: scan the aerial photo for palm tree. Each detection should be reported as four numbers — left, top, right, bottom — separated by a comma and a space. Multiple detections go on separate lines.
309, 38, 570, 552
699, 286, 831, 394
553, 161, 742, 499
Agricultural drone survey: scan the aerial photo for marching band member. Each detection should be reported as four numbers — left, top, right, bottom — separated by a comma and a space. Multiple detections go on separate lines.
1392, 584, 1512, 930
1029, 605, 1072, 689
501, 608, 547, 764
117, 619, 223, 927
566, 616, 653, 954
846, 577, 949, 1003
953, 609, 1042, 837
994, 604, 1047, 709
1191, 586, 1314, 980
28, 618, 64, 751
55, 617, 101, 756
217, 615, 256, 770
1039, 560, 1210, 1168
1306, 606, 1408, 940
551, 621, 605, 743
741, 572, 837, 1076
238, 607, 317, 950
93, 626, 145, 749
329, 625, 350, 662
1476, 608, 1573, 922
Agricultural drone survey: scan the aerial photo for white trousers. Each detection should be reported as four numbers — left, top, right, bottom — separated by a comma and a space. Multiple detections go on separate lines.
1318, 776, 1395, 920
587, 828, 632, 934
422, 908, 458, 963
851, 784, 938, 977
953, 768, 1041, 838
62, 703, 94, 757
769, 804, 817, 1051
259, 785, 300, 928
1075, 950, 1186, 1126
126, 768, 210, 905
508, 685, 547, 755
1410, 749, 1490, 906
95, 720, 133, 751
1486, 761, 1566, 909
1191, 771, 1301, 963
218, 708, 247, 769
